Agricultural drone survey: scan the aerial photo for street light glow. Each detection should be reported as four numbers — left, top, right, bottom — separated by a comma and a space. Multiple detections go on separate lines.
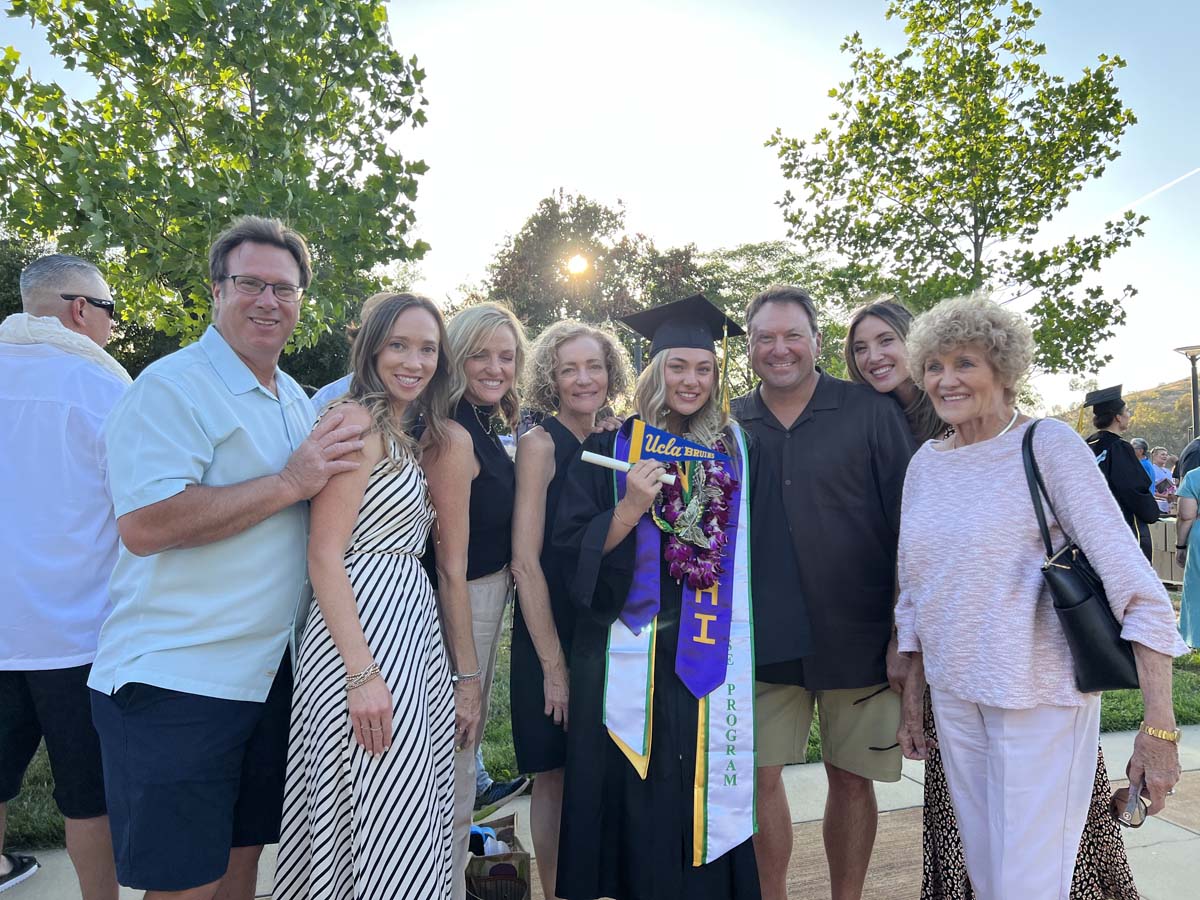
567, 254, 589, 275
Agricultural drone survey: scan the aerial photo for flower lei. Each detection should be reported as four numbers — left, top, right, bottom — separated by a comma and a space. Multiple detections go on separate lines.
650, 438, 738, 590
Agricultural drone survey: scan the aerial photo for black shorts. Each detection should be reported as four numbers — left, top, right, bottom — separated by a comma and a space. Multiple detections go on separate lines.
0, 665, 107, 819
89, 655, 292, 892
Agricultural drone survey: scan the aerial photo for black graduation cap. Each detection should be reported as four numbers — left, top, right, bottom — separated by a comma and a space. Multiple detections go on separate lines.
618, 294, 745, 358
1083, 384, 1125, 415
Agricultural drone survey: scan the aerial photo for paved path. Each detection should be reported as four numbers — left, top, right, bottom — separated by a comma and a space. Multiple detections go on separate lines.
9, 726, 1200, 899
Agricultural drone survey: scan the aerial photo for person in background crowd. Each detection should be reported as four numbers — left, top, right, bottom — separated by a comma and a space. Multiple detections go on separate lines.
1130, 437, 1155, 483
896, 295, 1185, 900
1085, 388, 1160, 561
275, 294, 461, 899
309, 291, 393, 411
0, 255, 127, 899
554, 294, 763, 899
421, 302, 529, 900
1176, 438, 1200, 482
509, 320, 633, 899
846, 301, 1140, 900
1177, 468, 1200, 650
88, 216, 364, 900
733, 286, 913, 900
1149, 446, 1177, 513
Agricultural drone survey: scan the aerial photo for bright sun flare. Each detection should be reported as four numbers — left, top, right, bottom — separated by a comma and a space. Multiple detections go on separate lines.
566, 254, 589, 275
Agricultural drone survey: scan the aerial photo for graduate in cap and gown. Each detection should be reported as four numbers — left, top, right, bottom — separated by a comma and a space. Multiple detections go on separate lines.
1084, 384, 1160, 561
552, 295, 765, 900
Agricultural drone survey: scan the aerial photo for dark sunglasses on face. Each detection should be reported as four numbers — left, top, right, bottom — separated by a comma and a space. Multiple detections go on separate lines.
61, 293, 116, 319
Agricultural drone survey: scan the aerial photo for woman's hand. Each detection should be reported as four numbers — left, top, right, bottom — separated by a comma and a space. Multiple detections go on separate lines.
621, 459, 667, 515
594, 414, 624, 433
897, 667, 933, 761
453, 678, 483, 752
348, 675, 393, 757
542, 655, 570, 730
1128, 730, 1181, 816
885, 633, 910, 694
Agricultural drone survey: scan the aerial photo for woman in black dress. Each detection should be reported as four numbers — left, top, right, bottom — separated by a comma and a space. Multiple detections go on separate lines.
510, 321, 633, 900
420, 301, 526, 900
1084, 385, 1160, 562
553, 296, 762, 900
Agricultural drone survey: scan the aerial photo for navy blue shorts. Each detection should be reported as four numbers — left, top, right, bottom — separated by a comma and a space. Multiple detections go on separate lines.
0, 665, 107, 819
89, 655, 292, 892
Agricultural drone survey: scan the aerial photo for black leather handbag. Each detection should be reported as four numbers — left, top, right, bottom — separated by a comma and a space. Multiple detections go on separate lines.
1022, 420, 1140, 692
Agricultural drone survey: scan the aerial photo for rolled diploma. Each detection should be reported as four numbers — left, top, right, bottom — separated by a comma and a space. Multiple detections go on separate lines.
581, 450, 676, 485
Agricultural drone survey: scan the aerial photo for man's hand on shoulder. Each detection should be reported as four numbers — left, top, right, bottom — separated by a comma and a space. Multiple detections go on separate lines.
280, 411, 366, 501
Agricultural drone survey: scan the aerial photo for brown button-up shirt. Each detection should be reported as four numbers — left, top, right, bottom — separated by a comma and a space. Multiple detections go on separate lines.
733, 373, 914, 690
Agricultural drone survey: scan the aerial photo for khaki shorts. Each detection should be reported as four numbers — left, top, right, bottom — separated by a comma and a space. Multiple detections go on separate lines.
754, 681, 902, 782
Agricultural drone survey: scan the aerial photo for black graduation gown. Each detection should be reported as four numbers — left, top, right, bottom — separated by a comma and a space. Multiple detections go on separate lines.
1086, 430, 1160, 561
551, 428, 762, 900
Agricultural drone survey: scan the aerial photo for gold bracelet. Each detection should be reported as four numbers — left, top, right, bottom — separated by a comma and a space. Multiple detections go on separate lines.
612, 505, 639, 529
345, 663, 381, 691
1140, 721, 1182, 743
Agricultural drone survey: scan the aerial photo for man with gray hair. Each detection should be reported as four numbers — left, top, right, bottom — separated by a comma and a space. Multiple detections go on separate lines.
0, 254, 127, 898
1131, 437, 1156, 484
88, 216, 363, 900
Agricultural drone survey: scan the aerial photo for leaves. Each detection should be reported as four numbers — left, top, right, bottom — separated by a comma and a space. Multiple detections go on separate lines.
0, 0, 428, 348
769, 0, 1142, 373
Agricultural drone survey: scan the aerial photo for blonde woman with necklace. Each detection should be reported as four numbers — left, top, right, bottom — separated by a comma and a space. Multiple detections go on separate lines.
895, 295, 1185, 900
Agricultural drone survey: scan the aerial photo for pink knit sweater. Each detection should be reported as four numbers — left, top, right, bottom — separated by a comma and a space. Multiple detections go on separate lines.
896, 417, 1187, 708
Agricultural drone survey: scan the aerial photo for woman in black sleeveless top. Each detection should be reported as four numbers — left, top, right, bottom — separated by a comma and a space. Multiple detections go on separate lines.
510, 322, 632, 900
420, 302, 525, 900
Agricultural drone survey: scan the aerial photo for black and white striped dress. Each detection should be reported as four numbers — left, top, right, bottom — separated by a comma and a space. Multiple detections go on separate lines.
275, 443, 454, 900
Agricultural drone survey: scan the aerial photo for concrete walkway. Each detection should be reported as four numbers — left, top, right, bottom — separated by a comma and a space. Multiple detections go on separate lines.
9, 726, 1200, 899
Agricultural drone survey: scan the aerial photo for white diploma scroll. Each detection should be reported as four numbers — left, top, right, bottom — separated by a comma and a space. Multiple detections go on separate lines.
581, 450, 677, 485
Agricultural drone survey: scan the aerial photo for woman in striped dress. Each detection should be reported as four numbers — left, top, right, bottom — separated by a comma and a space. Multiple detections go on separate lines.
275, 293, 472, 900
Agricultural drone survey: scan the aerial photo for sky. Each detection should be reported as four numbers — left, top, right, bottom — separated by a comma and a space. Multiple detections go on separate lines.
3, 0, 1197, 412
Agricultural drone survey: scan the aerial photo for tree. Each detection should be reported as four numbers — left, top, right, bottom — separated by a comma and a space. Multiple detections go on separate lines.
768, 0, 1145, 374
486, 190, 708, 334
0, 0, 430, 348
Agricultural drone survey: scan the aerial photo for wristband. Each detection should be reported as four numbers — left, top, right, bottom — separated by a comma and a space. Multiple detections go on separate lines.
1140, 721, 1181, 743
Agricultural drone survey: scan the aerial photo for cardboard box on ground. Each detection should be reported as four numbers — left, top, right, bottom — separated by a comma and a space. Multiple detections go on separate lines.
466, 813, 532, 900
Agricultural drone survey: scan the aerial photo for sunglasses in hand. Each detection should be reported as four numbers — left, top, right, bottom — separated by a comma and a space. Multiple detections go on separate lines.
1110, 779, 1148, 828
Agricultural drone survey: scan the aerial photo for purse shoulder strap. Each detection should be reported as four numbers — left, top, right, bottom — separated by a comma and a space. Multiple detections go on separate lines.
1021, 419, 1056, 557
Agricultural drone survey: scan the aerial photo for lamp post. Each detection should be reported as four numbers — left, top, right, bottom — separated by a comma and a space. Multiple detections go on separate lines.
1175, 344, 1200, 440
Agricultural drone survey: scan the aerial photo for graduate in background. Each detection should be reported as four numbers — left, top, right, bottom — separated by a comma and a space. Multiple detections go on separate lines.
552, 295, 764, 900
1085, 385, 1160, 561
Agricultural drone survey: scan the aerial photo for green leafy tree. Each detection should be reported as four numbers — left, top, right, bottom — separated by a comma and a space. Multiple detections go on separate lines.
486, 190, 707, 335
768, 0, 1145, 374
0, 0, 429, 348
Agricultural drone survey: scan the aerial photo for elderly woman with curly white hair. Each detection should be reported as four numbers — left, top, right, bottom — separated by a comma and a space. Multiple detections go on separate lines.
894, 295, 1187, 900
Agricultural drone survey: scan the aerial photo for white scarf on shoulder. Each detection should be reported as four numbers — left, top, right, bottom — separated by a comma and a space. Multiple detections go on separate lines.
0, 313, 132, 385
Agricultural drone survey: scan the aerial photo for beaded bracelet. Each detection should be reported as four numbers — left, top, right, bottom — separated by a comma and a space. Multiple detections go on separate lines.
345, 663, 381, 691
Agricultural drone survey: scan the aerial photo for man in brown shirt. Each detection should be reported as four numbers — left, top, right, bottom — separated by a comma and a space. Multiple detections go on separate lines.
732, 285, 914, 900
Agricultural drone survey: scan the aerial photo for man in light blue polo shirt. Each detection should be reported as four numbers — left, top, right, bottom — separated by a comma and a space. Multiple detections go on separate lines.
89, 216, 363, 900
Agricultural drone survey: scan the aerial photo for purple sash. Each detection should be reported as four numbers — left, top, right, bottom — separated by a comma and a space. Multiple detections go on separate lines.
675, 456, 740, 698
615, 422, 661, 634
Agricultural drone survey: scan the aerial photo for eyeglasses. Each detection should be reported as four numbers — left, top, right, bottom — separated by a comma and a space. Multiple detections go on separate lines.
60, 293, 116, 319
223, 275, 305, 303
1110, 780, 1148, 828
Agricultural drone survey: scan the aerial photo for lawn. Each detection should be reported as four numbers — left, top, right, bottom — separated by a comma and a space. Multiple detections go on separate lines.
7, 620, 1198, 850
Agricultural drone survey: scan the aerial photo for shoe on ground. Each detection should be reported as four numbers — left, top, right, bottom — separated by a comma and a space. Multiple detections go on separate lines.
473, 774, 531, 815
0, 853, 40, 894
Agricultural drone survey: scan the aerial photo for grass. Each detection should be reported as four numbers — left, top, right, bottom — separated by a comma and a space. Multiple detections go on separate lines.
8, 615, 1197, 850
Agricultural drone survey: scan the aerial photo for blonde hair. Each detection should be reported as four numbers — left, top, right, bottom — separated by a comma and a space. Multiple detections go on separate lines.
446, 302, 528, 431
523, 320, 633, 414
634, 350, 730, 450
907, 294, 1035, 403
345, 293, 454, 461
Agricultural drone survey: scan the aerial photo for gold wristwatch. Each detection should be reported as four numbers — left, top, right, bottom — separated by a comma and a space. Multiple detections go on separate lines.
1140, 721, 1182, 743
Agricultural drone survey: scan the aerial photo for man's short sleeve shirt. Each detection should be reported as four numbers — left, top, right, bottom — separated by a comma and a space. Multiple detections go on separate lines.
89, 326, 316, 702
733, 374, 915, 690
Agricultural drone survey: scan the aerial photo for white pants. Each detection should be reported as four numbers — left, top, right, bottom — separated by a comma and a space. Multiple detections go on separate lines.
930, 688, 1102, 900
449, 568, 512, 900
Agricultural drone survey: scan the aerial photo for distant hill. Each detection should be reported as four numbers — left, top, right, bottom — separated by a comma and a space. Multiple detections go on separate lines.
1054, 378, 1195, 454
